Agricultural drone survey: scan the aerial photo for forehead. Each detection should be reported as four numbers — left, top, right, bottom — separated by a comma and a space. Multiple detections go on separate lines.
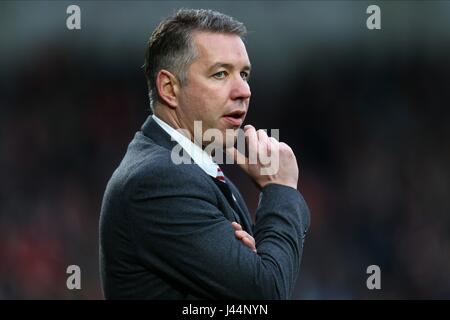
191, 31, 250, 68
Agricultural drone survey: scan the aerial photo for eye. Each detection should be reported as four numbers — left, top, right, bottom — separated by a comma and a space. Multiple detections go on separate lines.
213, 71, 227, 79
240, 71, 250, 81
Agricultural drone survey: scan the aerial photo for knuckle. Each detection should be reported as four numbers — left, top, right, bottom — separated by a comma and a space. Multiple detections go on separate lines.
257, 129, 268, 137
280, 142, 293, 153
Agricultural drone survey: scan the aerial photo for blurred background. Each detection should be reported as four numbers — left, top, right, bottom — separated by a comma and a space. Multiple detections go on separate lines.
1, 0, 450, 299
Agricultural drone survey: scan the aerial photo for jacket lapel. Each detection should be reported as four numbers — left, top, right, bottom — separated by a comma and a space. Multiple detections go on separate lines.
140, 115, 179, 151
141, 115, 253, 233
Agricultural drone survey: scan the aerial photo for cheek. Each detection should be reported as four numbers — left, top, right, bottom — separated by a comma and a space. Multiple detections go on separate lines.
194, 89, 224, 115
182, 80, 229, 121
180, 86, 203, 112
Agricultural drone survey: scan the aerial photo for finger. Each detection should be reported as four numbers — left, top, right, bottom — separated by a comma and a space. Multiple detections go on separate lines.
235, 231, 257, 252
235, 230, 246, 239
256, 129, 269, 142
231, 222, 243, 231
235, 231, 256, 246
244, 125, 258, 165
225, 146, 248, 168
257, 129, 269, 165
267, 136, 277, 157
241, 236, 257, 252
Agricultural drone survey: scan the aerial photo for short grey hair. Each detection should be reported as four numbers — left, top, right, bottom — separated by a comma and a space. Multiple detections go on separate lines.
143, 8, 247, 111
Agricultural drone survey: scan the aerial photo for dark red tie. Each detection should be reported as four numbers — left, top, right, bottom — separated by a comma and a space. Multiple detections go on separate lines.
216, 167, 226, 183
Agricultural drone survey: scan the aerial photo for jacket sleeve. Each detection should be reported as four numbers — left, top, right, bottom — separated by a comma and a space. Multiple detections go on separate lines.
127, 162, 310, 299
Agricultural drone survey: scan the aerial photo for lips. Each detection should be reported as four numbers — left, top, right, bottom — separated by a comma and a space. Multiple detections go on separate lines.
222, 110, 246, 126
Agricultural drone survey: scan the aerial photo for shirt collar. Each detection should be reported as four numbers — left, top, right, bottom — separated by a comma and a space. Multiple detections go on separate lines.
151, 114, 219, 178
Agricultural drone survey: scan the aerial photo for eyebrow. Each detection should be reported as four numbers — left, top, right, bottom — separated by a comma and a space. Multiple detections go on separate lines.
208, 62, 251, 73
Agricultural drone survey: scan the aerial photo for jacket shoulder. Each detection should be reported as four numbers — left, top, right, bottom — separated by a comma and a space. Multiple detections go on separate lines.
126, 135, 213, 197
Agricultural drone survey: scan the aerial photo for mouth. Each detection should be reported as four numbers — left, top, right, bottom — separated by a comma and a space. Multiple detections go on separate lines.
222, 110, 246, 127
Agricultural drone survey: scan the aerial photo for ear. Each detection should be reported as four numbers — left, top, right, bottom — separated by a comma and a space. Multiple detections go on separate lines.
156, 69, 180, 109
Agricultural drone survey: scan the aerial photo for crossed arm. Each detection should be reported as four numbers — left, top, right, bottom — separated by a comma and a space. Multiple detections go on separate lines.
128, 163, 309, 300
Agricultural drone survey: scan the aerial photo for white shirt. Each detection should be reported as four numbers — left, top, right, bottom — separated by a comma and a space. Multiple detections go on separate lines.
152, 115, 219, 179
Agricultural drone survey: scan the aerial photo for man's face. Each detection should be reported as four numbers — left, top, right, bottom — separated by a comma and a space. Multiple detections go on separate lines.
177, 31, 251, 147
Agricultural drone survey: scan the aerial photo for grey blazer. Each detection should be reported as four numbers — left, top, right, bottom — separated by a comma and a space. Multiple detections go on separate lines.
99, 116, 310, 299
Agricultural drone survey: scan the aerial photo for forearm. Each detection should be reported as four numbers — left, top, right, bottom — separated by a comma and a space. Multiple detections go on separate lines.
129, 169, 310, 299
251, 183, 310, 299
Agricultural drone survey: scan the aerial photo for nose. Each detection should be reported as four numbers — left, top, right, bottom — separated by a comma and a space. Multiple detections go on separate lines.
230, 74, 251, 102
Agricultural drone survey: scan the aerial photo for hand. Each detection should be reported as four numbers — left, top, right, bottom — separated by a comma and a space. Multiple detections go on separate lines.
232, 222, 257, 253
227, 124, 299, 190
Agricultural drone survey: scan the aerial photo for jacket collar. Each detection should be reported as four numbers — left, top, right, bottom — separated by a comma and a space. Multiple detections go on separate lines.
140, 114, 179, 151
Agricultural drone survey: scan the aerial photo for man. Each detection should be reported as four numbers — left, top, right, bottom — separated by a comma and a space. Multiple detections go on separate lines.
99, 8, 310, 299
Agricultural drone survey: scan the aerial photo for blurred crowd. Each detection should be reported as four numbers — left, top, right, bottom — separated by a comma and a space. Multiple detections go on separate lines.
1, 39, 449, 299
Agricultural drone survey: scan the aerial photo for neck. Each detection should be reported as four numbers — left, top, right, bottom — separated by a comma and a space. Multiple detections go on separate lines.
154, 105, 204, 149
